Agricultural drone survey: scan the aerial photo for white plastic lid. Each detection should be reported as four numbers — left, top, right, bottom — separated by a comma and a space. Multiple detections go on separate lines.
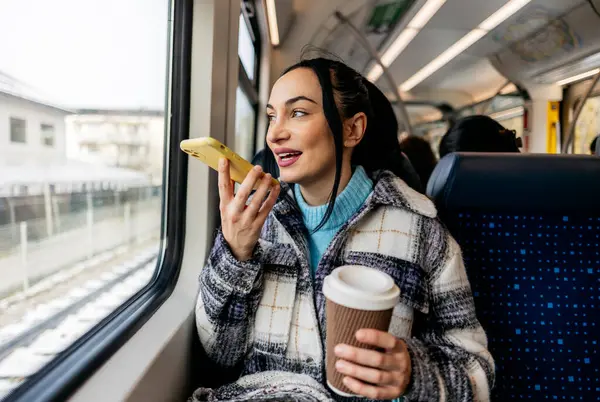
322, 265, 400, 311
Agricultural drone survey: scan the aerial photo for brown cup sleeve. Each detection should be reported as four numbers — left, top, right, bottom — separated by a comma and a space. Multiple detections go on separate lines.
325, 299, 393, 395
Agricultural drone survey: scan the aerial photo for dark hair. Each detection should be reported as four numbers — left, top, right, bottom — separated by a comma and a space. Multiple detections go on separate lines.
260, 57, 410, 231
438, 115, 522, 158
399, 136, 437, 188
590, 135, 599, 155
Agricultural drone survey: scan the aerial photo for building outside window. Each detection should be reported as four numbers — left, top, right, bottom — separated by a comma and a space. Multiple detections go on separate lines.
10, 117, 26, 143
40, 123, 55, 146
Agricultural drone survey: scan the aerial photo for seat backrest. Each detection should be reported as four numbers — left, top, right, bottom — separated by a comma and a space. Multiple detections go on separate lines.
427, 153, 600, 401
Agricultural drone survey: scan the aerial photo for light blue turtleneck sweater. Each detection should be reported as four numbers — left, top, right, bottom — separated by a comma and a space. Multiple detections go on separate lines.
294, 166, 373, 275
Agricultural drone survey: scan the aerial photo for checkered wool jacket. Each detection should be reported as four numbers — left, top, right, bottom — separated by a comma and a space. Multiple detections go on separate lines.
195, 170, 494, 402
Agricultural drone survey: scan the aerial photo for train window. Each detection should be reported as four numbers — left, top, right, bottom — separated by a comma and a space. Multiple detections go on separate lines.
0, 0, 169, 399
573, 95, 600, 154
239, 0, 261, 88
236, 0, 261, 160
235, 87, 257, 161
239, 13, 256, 82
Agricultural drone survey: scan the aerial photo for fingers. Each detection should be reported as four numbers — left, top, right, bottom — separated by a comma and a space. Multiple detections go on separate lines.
245, 173, 273, 216
256, 182, 280, 222
356, 329, 399, 351
341, 376, 403, 400
231, 165, 263, 212
335, 359, 396, 386
335, 333, 412, 400
218, 158, 233, 205
334, 344, 399, 371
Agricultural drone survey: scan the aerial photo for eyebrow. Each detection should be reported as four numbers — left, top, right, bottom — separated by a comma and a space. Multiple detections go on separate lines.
266, 95, 317, 110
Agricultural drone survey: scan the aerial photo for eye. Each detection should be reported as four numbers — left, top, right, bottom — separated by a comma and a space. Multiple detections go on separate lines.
267, 114, 276, 122
292, 110, 307, 118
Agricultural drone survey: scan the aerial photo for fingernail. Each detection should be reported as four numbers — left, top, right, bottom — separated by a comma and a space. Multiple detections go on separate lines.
335, 361, 346, 370
254, 165, 262, 172
264, 173, 271, 180
334, 345, 345, 355
219, 158, 225, 168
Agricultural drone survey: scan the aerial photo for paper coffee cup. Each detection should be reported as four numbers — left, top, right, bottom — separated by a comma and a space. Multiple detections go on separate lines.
323, 265, 400, 397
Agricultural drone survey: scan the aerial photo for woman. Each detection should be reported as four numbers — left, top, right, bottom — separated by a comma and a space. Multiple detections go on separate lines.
192, 58, 494, 402
438, 115, 522, 158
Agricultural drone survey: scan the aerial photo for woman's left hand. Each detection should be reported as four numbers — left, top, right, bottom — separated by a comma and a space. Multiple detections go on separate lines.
334, 329, 411, 400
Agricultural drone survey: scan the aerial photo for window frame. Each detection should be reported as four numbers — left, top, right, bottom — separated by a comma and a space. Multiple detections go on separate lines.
2, 0, 192, 400
238, 0, 261, 156
240, 0, 261, 90
9, 117, 27, 144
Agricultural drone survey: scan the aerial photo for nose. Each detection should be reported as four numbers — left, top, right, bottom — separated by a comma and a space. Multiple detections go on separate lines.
266, 119, 291, 145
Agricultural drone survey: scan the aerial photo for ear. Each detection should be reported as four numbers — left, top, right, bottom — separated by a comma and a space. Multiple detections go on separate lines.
343, 112, 367, 148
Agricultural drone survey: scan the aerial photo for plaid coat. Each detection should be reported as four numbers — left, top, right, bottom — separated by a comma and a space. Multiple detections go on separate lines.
195, 170, 494, 401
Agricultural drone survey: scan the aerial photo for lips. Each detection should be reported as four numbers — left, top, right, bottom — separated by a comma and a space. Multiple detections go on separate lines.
273, 148, 303, 168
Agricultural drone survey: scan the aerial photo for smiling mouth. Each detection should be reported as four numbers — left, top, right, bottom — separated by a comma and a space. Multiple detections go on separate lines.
278, 152, 302, 161
276, 151, 302, 167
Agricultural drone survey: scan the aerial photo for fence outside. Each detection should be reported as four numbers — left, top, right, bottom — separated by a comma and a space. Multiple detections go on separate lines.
0, 197, 162, 298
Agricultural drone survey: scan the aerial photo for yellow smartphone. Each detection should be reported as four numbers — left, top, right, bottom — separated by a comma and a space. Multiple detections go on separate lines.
180, 137, 279, 188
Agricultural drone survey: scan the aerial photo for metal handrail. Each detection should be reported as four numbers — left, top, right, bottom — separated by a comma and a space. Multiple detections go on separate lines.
333, 11, 414, 136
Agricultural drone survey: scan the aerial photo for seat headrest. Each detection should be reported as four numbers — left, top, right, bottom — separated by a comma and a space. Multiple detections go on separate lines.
427, 152, 600, 213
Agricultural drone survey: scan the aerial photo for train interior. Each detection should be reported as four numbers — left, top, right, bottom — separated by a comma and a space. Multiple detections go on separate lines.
1, 0, 600, 401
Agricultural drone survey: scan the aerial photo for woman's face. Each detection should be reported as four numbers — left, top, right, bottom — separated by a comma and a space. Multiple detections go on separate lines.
266, 67, 336, 186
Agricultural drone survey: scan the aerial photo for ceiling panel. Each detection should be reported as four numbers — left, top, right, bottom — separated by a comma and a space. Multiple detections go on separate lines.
276, 0, 591, 117
384, 27, 470, 84
400, 0, 588, 98
426, 0, 509, 30
440, 0, 587, 59
486, 0, 586, 45
418, 55, 507, 104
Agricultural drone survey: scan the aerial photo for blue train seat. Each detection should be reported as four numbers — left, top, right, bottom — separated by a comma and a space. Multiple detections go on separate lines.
427, 153, 600, 401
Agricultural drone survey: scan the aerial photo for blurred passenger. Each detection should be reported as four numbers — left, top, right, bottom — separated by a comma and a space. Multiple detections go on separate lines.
590, 135, 599, 155
439, 115, 522, 158
399, 136, 437, 188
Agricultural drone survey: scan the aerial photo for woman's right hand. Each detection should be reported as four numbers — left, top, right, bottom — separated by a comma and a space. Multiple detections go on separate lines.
218, 158, 280, 261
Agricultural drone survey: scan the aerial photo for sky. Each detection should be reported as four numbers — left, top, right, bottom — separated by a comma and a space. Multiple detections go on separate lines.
0, 0, 169, 110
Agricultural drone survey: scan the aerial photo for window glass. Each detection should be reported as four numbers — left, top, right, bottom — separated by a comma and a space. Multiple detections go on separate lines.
235, 87, 256, 161
574, 96, 600, 154
238, 13, 256, 81
40, 124, 55, 147
0, 0, 169, 398
9, 118, 26, 143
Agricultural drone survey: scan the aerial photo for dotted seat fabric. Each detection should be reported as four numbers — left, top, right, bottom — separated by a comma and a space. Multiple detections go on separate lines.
427, 153, 600, 401
442, 211, 599, 401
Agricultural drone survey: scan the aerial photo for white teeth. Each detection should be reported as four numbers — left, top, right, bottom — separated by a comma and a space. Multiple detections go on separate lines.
279, 152, 300, 159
